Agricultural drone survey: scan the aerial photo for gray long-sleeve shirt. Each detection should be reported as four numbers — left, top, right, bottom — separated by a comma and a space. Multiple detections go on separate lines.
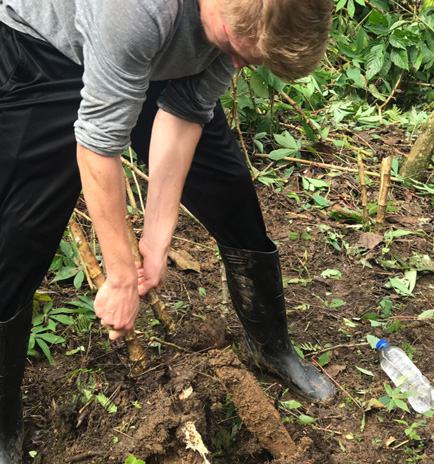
0, 0, 235, 156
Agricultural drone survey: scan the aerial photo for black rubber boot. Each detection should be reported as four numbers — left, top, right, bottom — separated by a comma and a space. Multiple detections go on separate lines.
0, 300, 33, 464
219, 239, 335, 400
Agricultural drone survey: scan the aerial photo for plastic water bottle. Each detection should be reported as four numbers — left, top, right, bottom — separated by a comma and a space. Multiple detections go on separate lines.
377, 339, 434, 413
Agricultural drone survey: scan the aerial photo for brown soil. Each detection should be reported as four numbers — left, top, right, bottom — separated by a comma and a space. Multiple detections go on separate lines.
22, 124, 434, 464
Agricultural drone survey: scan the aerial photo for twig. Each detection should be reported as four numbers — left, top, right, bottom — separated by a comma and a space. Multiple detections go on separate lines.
149, 336, 190, 352
306, 342, 370, 357
280, 90, 321, 139
254, 153, 399, 181
376, 156, 393, 233
232, 70, 255, 175
69, 451, 100, 463
129, 147, 146, 213
120, 157, 205, 228
69, 216, 148, 375
378, 72, 403, 123
312, 359, 362, 410
357, 153, 369, 226
124, 168, 138, 211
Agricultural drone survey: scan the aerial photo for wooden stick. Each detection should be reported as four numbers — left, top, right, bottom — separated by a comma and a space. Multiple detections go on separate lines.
357, 152, 369, 227
120, 157, 205, 228
126, 216, 176, 335
69, 216, 148, 375
254, 153, 399, 181
376, 156, 393, 233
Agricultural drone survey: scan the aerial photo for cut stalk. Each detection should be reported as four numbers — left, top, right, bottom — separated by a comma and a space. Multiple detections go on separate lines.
357, 152, 369, 228
69, 216, 148, 375
376, 156, 393, 233
126, 216, 176, 335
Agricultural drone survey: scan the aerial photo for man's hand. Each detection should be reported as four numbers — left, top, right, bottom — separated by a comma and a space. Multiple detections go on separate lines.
95, 277, 140, 340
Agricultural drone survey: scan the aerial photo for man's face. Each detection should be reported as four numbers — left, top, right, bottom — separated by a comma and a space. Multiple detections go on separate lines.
200, 0, 263, 69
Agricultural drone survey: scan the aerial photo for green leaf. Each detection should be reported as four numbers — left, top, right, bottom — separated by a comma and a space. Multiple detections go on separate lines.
249, 71, 270, 98
356, 366, 374, 376
318, 351, 331, 367
299, 414, 316, 425
256, 66, 287, 92
274, 131, 300, 150
386, 278, 413, 296
365, 43, 386, 80
347, 0, 355, 17
280, 400, 302, 410
418, 309, 434, 320
74, 270, 85, 290
328, 298, 346, 308
336, 0, 347, 12
268, 148, 294, 160
321, 269, 342, 279
36, 338, 55, 365
346, 67, 365, 88
96, 393, 118, 414
366, 334, 380, 349
59, 239, 74, 259
51, 266, 78, 283
50, 314, 75, 325
390, 48, 409, 70
37, 333, 66, 344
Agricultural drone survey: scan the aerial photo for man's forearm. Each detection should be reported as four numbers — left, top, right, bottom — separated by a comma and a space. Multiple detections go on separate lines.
76, 144, 136, 283
140, 110, 202, 266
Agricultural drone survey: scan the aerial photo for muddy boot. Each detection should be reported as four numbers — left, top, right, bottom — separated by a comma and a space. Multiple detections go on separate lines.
0, 300, 33, 464
219, 239, 335, 400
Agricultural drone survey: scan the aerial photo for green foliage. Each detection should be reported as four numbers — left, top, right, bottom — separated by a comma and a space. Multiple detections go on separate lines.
124, 455, 146, 464
331, 0, 434, 107
378, 382, 413, 413
49, 233, 86, 290
29, 295, 68, 364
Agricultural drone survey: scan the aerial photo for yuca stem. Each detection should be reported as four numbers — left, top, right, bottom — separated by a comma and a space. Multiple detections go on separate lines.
126, 216, 176, 335
357, 152, 369, 227
376, 156, 393, 233
69, 216, 148, 374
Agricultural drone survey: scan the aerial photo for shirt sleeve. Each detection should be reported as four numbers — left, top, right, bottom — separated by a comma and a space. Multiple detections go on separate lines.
74, 0, 174, 156
157, 53, 235, 126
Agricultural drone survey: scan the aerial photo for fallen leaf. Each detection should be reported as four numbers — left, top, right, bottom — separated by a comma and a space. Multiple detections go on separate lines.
357, 232, 384, 250
362, 398, 386, 411
168, 249, 200, 272
385, 436, 396, 448
326, 364, 346, 377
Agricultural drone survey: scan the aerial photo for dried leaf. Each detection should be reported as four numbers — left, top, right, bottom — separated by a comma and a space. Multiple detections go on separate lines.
357, 232, 384, 250
168, 249, 200, 272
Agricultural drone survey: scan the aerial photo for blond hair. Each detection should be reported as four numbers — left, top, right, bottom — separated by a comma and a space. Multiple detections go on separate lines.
221, 0, 333, 81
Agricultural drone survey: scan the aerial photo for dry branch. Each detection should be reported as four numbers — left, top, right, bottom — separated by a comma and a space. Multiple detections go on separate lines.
69, 216, 148, 375
255, 153, 399, 181
209, 350, 309, 462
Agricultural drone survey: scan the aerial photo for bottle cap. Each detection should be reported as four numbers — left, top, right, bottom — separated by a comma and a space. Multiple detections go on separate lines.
376, 339, 389, 350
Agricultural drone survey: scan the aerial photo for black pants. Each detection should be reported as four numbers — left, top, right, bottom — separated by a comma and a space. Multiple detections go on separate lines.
0, 23, 270, 321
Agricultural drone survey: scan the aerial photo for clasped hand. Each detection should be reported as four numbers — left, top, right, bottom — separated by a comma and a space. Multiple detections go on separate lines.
95, 246, 167, 340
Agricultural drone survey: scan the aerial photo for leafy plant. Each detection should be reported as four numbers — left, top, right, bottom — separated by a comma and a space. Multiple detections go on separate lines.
29, 296, 74, 364
124, 455, 146, 464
